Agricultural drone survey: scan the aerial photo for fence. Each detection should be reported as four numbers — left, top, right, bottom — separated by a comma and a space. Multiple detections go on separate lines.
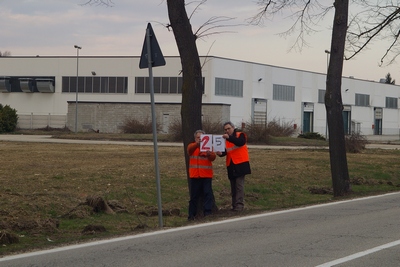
17, 113, 67, 129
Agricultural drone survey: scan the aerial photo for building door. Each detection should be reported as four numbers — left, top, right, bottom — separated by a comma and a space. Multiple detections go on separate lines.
252, 98, 267, 125
303, 112, 313, 133
162, 113, 169, 134
342, 105, 351, 135
374, 108, 382, 135
302, 102, 314, 134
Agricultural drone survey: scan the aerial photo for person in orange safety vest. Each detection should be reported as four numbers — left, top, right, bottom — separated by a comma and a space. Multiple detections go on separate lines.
216, 121, 251, 211
187, 130, 216, 220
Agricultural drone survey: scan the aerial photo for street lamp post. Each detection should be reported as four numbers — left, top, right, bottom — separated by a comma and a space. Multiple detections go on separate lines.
74, 45, 82, 133
325, 49, 330, 139
325, 50, 330, 72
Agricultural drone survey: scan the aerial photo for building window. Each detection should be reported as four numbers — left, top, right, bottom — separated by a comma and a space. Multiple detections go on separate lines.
273, 84, 295, 101
135, 77, 186, 94
215, 77, 243, 97
318, 89, 326, 104
169, 77, 179, 94
385, 97, 398, 109
355, 93, 370, 106
0, 76, 55, 93
85, 77, 93, 93
93, 77, 101, 93
62, 76, 128, 94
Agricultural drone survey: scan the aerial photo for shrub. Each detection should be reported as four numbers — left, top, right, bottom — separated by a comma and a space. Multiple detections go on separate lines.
120, 117, 159, 134
168, 118, 183, 142
244, 122, 270, 144
0, 104, 18, 133
298, 132, 326, 140
244, 119, 296, 144
202, 118, 223, 134
345, 132, 368, 153
266, 119, 296, 137
168, 118, 296, 144
167, 118, 223, 142
37, 126, 71, 132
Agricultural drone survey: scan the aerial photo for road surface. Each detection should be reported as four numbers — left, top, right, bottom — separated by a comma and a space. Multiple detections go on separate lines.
1, 192, 400, 267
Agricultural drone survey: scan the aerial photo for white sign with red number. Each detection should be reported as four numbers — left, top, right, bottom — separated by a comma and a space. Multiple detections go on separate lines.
200, 134, 225, 152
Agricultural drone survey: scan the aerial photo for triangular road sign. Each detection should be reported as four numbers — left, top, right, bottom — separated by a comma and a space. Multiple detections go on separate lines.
139, 23, 166, 69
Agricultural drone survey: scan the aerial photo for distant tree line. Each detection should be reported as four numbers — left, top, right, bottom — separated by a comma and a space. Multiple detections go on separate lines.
0, 51, 11, 57
385, 73, 395, 85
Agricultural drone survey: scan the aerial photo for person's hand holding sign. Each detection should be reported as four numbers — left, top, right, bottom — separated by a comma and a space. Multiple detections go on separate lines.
200, 134, 225, 153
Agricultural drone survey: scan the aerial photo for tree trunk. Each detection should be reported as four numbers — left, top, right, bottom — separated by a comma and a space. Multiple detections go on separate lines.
325, 0, 351, 197
166, 0, 203, 192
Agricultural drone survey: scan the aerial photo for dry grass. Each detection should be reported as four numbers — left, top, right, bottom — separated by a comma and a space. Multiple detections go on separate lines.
1, 138, 400, 256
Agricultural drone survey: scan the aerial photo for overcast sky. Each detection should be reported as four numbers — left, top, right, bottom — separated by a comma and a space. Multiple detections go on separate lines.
1, 0, 399, 82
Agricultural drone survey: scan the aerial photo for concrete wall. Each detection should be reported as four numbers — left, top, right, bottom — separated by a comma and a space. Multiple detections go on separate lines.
66, 102, 230, 133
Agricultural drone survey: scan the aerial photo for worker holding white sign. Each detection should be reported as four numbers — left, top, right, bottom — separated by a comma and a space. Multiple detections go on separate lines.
187, 130, 216, 220
216, 121, 251, 212
200, 134, 225, 152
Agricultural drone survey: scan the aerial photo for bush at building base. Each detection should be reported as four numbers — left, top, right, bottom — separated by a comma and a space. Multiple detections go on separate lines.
0, 104, 18, 133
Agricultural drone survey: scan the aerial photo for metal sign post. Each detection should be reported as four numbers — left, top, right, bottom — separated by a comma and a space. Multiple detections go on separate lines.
139, 23, 166, 228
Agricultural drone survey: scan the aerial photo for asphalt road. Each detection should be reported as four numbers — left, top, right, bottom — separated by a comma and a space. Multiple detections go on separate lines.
1, 192, 400, 267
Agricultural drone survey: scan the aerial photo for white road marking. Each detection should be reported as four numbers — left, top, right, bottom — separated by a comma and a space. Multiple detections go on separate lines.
316, 239, 400, 267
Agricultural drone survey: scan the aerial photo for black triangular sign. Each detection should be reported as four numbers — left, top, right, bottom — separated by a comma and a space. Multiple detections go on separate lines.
139, 23, 166, 69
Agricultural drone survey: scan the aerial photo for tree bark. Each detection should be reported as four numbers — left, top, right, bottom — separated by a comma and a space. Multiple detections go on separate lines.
325, 0, 351, 197
166, 0, 203, 192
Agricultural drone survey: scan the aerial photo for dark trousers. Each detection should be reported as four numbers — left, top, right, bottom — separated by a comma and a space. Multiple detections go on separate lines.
188, 178, 213, 219
230, 175, 245, 210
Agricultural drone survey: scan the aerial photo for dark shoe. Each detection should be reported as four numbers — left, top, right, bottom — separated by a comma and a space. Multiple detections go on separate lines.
188, 216, 195, 221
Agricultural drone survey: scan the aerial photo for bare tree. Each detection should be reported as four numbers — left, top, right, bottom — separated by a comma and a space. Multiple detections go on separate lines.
252, 1, 400, 196
252, 0, 351, 196
385, 73, 396, 84
82, 1, 236, 189
83, 0, 229, 216
82, 0, 202, 177
326, 0, 350, 197
166, 0, 203, 183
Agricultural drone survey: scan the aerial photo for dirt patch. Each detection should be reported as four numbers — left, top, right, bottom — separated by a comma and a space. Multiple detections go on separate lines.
82, 225, 107, 235
0, 231, 19, 245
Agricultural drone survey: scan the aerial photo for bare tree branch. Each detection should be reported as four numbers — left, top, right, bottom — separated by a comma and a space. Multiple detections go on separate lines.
249, 0, 333, 52
194, 16, 241, 40
182, 0, 245, 40
250, 1, 400, 66
201, 40, 216, 70
346, 2, 400, 66
187, 0, 207, 21
80, 0, 114, 6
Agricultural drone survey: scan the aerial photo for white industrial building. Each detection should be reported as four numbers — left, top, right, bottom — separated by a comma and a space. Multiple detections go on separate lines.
0, 55, 399, 136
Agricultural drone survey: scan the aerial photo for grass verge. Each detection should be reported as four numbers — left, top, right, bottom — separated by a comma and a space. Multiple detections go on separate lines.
0, 135, 399, 256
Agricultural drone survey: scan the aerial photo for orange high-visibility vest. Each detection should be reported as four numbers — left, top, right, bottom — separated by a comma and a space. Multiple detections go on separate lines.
189, 147, 213, 178
225, 132, 249, 166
